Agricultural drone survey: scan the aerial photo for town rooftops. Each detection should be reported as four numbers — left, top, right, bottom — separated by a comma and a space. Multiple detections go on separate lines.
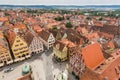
24, 31, 34, 46
86, 32, 100, 40
54, 41, 67, 52
66, 28, 80, 36
0, 33, 9, 50
82, 42, 105, 70
49, 29, 65, 39
0, 17, 8, 22
76, 27, 88, 34
60, 39, 76, 48
14, 22, 27, 30
33, 25, 42, 33
5, 29, 16, 46
39, 30, 51, 41
94, 53, 120, 79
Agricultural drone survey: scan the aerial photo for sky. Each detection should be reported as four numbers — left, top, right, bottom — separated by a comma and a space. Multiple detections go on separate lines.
0, 0, 120, 5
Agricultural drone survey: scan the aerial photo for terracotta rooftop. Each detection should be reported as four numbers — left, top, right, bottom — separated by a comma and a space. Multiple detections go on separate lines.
33, 25, 42, 33
98, 32, 114, 39
76, 27, 88, 34
14, 22, 27, 30
94, 53, 120, 74
82, 42, 105, 70
86, 32, 100, 40
5, 30, 16, 46
61, 39, 76, 48
108, 41, 115, 49
0, 17, 8, 22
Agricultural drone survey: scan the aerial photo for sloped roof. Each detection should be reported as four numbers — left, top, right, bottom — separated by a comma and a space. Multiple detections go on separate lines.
82, 42, 105, 70
24, 31, 34, 46
67, 34, 81, 44
0, 17, 8, 22
80, 68, 101, 80
55, 41, 66, 52
86, 32, 100, 40
39, 30, 50, 41
60, 39, 76, 48
5, 30, 16, 46
108, 41, 115, 49
49, 29, 65, 39
0, 37, 9, 50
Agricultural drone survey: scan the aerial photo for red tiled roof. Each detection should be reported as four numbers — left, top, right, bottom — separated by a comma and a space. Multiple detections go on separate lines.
5, 30, 16, 46
86, 32, 99, 40
14, 23, 27, 30
98, 32, 114, 39
0, 17, 8, 22
108, 41, 115, 49
82, 42, 105, 70
33, 25, 42, 33
76, 27, 88, 34
61, 39, 76, 48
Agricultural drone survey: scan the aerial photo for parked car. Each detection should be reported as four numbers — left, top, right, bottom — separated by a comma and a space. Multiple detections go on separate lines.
4, 67, 14, 73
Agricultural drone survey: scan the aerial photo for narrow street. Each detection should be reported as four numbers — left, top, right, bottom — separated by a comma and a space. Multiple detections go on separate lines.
42, 49, 54, 80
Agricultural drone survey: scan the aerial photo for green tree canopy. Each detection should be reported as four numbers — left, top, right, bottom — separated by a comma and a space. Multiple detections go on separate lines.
65, 22, 73, 28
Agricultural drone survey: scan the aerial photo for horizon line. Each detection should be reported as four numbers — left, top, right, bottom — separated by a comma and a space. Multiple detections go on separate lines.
0, 4, 120, 6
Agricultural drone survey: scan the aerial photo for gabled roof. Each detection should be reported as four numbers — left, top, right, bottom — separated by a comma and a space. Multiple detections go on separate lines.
76, 27, 88, 34
39, 30, 51, 41
24, 31, 34, 46
49, 29, 65, 39
66, 29, 80, 36
101, 41, 115, 50
5, 30, 16, 46
82, 42, 105, 70
33, 25, 42, 33
86, 32, 100, 40
108, 41, 115, 49
61, 39, 76, 48
54, 41, 67, 52
67, 34, 81, 44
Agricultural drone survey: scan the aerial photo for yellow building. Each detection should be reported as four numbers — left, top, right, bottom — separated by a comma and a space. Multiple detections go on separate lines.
0, 35, 13, 67
53, 41, 68, 62
6, 30, 31, 62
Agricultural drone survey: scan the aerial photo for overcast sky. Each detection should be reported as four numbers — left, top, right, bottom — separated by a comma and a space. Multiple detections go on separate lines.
0, 0, 119, 5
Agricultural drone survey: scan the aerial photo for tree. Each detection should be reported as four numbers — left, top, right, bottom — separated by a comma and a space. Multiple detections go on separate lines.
99, 17, 103, 21
54, 16, 64, 21
86, 17, 91, 20
65, 22, 73, 28
5, 13, 10, 16
52, 26, 58, 30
